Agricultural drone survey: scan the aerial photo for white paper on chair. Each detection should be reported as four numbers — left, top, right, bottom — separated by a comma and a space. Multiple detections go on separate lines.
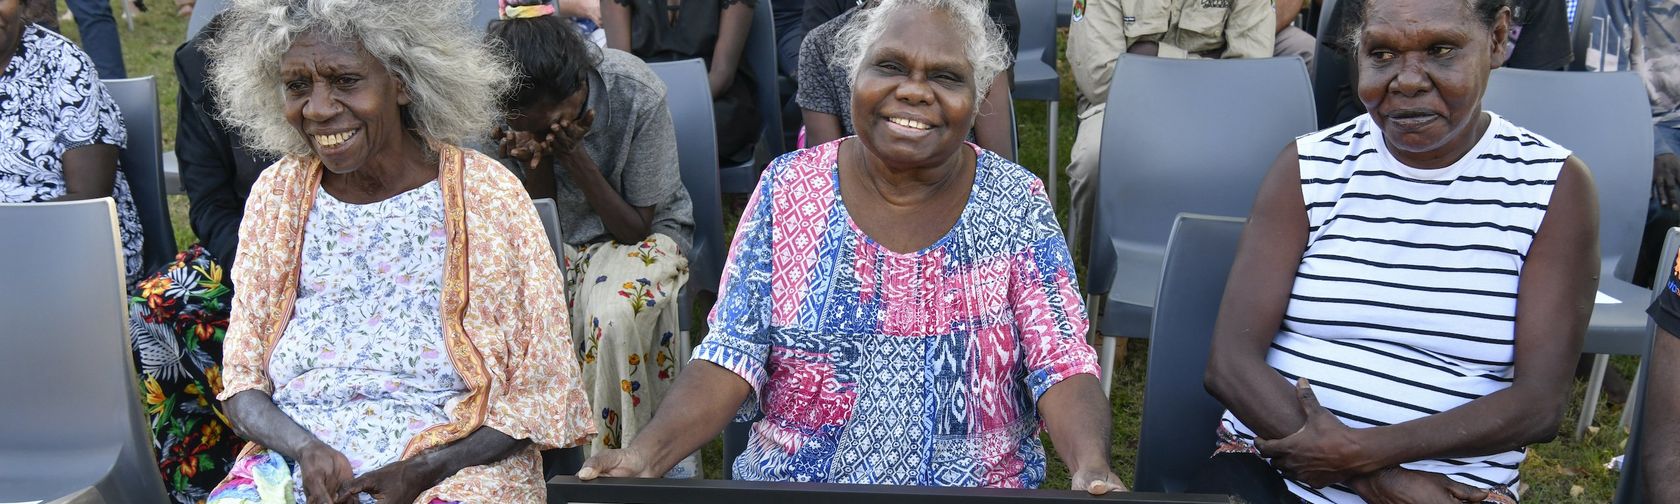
1596, 291, 1621, 304
1, 500, 44, 504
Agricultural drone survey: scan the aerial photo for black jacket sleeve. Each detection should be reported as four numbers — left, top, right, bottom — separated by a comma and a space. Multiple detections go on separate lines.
1504, 0, 1573, 71
175, 37, 244, 268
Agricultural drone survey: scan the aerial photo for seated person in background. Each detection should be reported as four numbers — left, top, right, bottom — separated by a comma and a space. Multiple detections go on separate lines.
1202, 0, 1597, 502
1275, 0, 1315, 73
126, 13, 281, 503
204, 0, 594, 501
577, 0, 1123, 493
1612, 0, 1680, 289
1643, 242, 1680, 502
487, 0, 698, 477
796, 0, 1016, 158
1064, 0, 1272, 267
602, 0, 760, 166
1319, 0, 1570, 125
0, 0, 141, 286
800, 0, 1020, 56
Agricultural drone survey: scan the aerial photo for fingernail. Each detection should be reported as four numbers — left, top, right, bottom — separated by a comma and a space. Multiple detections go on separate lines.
578, 467, 595, 479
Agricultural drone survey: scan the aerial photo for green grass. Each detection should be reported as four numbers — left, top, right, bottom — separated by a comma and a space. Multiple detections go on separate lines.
82, 10, 1633, 500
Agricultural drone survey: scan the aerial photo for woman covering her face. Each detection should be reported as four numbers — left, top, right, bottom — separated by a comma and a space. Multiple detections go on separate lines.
577, 0, 1124, 494
202, 0, 595, 502
1202, 0, 1600, 502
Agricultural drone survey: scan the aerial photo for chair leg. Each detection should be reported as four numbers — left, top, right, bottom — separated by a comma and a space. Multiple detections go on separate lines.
1047, 102, 1059, 214
1091, 293, 1112, 396
1575, 353, 1610, 439
1620, 359, 1642, 430
1100, 336, 1116, 397
679, 330, 692, 365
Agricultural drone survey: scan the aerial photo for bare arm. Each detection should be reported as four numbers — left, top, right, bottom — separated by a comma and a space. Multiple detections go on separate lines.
603, 0, 632, 52
53, 144, 121, 201
579, 361, 751, 477
558, 145, 657, 244
973, 78, 1016, 161
802, 110, 844, 146
1644, 328, 1680, 502
1203, 143, 1313, 440
224, 390, 356, 503
1275, 0, 1303, 34
1039, 374, 1124, 493
709, 1, 754, 100
338, 426, 531, 503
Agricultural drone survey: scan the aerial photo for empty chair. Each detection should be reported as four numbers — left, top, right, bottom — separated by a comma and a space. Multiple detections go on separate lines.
1481, 68, 1656, 438
1613, 226, 1677, 504
0, 200, 169, 504
1013, 0, 1061, 206
1087, 55, 1316, 390
103, 76, 179, 275
1133, 214, 1246, 493
720, 0, 788, 194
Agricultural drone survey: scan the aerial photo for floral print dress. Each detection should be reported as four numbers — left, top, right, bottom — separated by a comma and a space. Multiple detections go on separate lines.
222, 179, 466, 503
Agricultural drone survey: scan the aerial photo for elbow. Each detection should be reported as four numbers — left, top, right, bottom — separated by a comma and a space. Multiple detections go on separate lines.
1515, 393, 1568, 446
1203, 352, 1238, 403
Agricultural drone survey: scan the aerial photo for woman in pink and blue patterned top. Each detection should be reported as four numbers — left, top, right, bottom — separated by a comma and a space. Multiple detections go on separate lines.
578, 0, 1122, 493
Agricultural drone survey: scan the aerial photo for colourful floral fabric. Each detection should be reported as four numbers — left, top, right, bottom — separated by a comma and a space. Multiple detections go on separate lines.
214, 144, 595, 503
208, 450, 461, 504
130, 244, 243, 503
563, 233, 695, 477
692, 139, 1099, 487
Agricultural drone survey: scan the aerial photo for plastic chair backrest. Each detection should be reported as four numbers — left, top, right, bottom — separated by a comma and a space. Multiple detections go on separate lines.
1482, 68, 1651, 281
1011, 0, 1060, 101
533, 198, 565, 267
104, 76, 178, 274
0, 200, 168, 502
1089, 55, 1314, 294
744, 0, 785, 158
1132, 213, 1246, 493
185, 0, 224, 40
647, 59, 726, 299
1614, 226, 1678, 504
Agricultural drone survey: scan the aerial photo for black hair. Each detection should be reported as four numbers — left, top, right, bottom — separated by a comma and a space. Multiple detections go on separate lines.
1340, 0, 1513, 52
485, 14, 601, 111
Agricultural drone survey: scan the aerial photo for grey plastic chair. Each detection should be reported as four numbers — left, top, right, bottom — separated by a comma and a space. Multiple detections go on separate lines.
184, 0, 224, 40
1133, 214, 1246, 493
0, 200, 169, 504
1056, 0, 1072, 27
647, 58, 747, 477
1481, 68, 1655, 438
1309, 0, 1351, 129
1612, 226, 1677, 504
1086, 55, 1315, 390
104, 76, 179, 275
719, 0, 788, 194
1013, 0, 1060, 205
533, 198, 565, 268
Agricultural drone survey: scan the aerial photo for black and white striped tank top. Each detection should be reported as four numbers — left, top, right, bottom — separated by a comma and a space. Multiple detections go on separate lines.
1219, 112, 1570, 503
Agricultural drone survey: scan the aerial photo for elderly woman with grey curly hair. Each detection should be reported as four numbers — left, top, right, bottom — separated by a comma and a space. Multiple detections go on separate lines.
578, 0, 1122, 494
201, 0, 596, 503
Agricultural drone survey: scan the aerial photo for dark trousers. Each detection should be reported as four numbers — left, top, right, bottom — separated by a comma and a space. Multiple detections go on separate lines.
1189, 453, 1304, 504
67, 0, 126, 79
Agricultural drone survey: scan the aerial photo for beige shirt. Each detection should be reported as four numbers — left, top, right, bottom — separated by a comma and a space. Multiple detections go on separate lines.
1067, 0, 1275, 115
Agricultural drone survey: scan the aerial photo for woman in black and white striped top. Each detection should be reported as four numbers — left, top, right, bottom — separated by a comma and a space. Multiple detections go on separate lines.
1200, 0, 1600, 502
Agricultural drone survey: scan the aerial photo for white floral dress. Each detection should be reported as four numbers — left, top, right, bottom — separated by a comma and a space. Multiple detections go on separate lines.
267, 180, 466, 503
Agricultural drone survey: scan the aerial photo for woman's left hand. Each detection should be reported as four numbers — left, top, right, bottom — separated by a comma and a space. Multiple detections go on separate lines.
1255, 379, 1374, 488
336, 456, 443, 504
1070, 467, 1127, 495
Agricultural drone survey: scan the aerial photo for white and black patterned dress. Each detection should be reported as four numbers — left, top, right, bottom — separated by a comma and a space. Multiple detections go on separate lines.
0, 24, 139, 284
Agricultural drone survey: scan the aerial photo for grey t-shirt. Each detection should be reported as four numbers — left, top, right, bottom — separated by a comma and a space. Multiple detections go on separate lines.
499, 48, 695, 253
795, 9, 859, 136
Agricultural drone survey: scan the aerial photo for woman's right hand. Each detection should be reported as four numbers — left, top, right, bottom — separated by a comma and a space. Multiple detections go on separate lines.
576, 447, 655, 479
298, 441, 356, 504
1347, 468, 1489, 504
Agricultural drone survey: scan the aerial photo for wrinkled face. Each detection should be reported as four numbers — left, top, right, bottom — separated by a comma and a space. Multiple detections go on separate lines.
280, 31, 411, 174
1355, 0, 1507, 159
0, 0, 24, 61
506, 81, 587, 137
849, 6, 977, 167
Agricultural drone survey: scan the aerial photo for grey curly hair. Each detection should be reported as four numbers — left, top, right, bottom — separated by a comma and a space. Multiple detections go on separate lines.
206, 0, 513, 157
835, 0, 1011, 99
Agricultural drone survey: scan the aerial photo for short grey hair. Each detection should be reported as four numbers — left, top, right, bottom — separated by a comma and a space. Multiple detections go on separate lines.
206, 0, 513, 157
835, 0, 1011, 99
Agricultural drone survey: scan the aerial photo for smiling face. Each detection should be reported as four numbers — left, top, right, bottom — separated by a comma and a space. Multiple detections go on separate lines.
280, 31, 411, 174
1355, 0, 1508, 165
849, 6, 977, 168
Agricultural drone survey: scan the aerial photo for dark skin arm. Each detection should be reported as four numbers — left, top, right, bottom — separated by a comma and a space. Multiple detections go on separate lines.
578, 361, 751, 477
972, 77, 1015, 161
709, 2, 754, 100
337, 427, 529, 504
803, 110, 844, 146
1276, 0, 1303, 34
224, 390, 356, 504
603, 0, 632, 52
1254, 158, 1599, 487
496, 110, 657, 245
1038, 374, 1125, 494
1644, 328, 1680, 502
52, 144, 122, 201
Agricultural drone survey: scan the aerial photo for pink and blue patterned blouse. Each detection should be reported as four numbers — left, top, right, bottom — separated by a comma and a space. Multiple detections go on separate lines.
691, 139, 1099, 488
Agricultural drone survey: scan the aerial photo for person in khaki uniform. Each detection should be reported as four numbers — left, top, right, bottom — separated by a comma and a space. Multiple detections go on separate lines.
1063, 0, 1273, 266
